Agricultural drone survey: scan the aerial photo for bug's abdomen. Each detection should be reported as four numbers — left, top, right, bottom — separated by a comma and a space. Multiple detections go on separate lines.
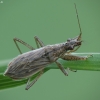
4, 48, 51, 80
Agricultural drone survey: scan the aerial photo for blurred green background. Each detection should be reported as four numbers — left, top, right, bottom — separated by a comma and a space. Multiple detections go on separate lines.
0, 0, 100, 100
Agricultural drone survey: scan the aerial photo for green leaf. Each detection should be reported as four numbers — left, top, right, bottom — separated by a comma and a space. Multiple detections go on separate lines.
0, 53, 100, 90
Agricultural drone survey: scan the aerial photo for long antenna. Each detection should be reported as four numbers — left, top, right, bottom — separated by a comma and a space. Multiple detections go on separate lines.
74, 3, 82, 38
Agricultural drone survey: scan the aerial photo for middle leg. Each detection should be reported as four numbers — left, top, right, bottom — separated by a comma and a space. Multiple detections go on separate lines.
55, 61, 69, 76
34, 36, 45, 48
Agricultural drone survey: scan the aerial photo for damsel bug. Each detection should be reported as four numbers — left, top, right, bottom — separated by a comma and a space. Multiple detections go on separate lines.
4, 4, 90, 90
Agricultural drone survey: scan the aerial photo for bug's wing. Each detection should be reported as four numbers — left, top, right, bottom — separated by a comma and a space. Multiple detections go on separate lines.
4, 48, 51, 79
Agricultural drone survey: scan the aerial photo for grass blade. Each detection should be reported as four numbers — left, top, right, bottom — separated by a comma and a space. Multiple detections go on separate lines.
0, 53, 100, 90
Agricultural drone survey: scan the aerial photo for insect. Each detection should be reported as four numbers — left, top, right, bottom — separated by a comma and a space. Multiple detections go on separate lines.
4, 3, 90, 90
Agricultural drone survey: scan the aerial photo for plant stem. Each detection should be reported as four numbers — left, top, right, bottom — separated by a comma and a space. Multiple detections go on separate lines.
50, 53, 100, 71
0, 53, 100, 90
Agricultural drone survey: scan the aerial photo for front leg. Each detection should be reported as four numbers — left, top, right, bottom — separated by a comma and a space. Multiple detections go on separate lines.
61, 54, 93, 61
61, 54, 92, 72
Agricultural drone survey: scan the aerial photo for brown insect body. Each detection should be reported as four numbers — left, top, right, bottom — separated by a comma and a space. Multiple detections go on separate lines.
4, 39, 81, 80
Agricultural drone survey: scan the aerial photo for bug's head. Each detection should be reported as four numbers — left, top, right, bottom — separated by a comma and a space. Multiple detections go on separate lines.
65, 33, 82, 51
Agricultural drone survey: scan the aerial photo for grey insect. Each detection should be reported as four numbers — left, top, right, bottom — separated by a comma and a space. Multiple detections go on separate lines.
4, 4, 89, 90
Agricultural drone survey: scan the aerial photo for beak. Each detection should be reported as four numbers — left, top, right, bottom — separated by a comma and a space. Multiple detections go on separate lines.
76, 40, 82, 46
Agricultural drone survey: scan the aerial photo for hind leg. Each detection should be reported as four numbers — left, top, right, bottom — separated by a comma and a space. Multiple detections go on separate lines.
25, 71, 43, 90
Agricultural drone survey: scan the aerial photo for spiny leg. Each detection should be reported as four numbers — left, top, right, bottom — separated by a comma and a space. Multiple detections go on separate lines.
34, 36, 45, 48
13, 38, 35, 54
61, 54, 93, 72
55, 61, 68, 76
62, 54, 93, 61
25, 70, 43, 90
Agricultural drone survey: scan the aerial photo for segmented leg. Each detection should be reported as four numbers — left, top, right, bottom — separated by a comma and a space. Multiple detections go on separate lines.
61, 54, 93, 73
61, 54, 93, 61
55, 61, 68, 76
34, 36, 45, 48
13, 38, 35, 54
25, 71, 43, 90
